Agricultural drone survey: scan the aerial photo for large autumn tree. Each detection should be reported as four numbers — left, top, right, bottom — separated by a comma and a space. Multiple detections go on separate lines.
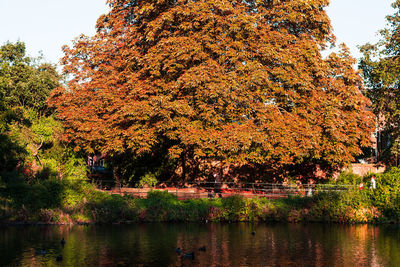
51, 0, 374, 182
359, 0, 400, 164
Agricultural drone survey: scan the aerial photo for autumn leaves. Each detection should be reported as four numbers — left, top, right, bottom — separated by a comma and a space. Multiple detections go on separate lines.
50, 0, 374, 180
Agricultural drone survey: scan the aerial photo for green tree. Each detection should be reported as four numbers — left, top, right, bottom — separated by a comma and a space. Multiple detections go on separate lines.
50, 0, 374, 181
0, 41, 60, 114
0, 41, 63, 178
359, 0, 400, 164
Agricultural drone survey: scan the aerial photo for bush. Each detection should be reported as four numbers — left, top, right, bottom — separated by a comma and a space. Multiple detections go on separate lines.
370, 167, 400, 220
334, 171, 362, 185
89, 194, 128, 223
221, 195, 247, 221
308, 189, 378, 223
62, 152, 87, 180
136, 173, 158, 188
144, 190, 178, 221
181, 199, 211, 221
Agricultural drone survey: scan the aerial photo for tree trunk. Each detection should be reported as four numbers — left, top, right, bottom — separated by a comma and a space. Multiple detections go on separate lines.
181, 149, 186, 181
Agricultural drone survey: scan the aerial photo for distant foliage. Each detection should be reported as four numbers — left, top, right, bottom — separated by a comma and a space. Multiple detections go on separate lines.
0, 41, 60, 112
0, 41, 87, 183
334, 171, 362, 185
359, 0, 400, 163
50, 0, 374, 180
0, 41, 60, 177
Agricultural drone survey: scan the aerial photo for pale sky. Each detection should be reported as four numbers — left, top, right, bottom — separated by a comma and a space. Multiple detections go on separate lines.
0, 0, 395, 65
326, 0, 394, 59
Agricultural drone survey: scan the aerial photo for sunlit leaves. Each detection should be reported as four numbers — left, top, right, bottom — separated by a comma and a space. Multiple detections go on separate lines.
0, 42, 60, 113
359, 0, 400, 163
50, 0, 374, 178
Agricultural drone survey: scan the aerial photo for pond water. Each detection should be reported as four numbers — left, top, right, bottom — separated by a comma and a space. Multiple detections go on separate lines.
1, 223, 400, 266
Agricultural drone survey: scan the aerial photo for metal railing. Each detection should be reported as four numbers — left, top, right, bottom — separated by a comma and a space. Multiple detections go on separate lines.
90, 179, 355, 199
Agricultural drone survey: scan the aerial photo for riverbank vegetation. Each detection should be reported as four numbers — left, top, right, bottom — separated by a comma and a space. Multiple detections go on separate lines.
1, 167, 400, 224
2, 0, 400, 225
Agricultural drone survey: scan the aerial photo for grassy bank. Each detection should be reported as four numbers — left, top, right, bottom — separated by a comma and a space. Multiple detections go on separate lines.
2, 168, 400, 224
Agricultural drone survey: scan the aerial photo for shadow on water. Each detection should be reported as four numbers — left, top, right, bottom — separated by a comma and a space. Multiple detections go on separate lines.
1, 223, 400, 266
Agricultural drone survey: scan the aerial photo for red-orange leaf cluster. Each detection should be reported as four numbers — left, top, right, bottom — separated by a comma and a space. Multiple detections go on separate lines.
50, 0, 374, 179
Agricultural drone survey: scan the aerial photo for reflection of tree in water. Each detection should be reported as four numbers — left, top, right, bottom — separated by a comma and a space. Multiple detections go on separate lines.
1, 224, 400, 266
376, 226, 400, 266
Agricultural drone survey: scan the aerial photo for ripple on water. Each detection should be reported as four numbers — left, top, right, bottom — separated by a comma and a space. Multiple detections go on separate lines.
0, 223, 398, 267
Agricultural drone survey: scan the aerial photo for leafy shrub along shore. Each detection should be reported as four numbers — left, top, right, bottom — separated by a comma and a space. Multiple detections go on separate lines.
2, 168, 400, 224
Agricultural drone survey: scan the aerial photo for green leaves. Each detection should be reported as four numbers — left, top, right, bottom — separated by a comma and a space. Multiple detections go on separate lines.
0, 42, 60, 113
359, 0, 400, 163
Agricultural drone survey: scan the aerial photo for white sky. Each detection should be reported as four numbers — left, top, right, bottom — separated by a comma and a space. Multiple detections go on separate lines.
0, 0, 395, 65
0, 0, 109, 64
326, 0, 394, 59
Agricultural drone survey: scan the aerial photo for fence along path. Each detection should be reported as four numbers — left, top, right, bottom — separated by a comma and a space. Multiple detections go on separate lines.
93, 180, 355, 200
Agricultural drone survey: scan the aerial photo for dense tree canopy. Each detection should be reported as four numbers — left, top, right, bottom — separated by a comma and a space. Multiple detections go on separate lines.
360, 0, 400, 163
0, 42, 60, 114
51, 0, 374, 181
0, 41, 63, 179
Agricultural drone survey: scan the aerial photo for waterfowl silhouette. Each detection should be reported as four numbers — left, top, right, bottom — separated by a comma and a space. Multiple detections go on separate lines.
183, 252, 195, 260
35, 249, 47, 255
199, 246, 206, 252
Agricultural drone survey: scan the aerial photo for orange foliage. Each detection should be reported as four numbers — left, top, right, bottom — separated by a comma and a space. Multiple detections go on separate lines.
50, 0, 374, 179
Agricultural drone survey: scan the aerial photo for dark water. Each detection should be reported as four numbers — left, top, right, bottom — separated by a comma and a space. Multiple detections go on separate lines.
1, 223, 400, 267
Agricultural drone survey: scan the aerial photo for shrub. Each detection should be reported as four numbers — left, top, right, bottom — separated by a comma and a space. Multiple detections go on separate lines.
38, 208, 61, 223
62, 151, 88, 180
370, 167, 400, 220
334, 171, 362, 185
144, 190, 178, 221
307, 188, 376, 223
221, 195, 247, 221
4, 169, 400, 224
88, 194, 128, 223
136, 173, 158, 188
182, 199, 211, 221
